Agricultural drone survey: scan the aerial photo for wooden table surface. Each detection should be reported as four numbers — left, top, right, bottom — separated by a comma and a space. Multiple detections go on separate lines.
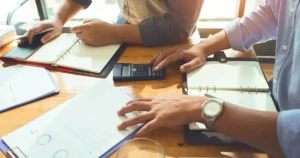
0, 37, 274, 158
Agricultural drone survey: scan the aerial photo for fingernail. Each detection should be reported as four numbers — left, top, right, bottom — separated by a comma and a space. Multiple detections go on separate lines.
180, 66, 185, 72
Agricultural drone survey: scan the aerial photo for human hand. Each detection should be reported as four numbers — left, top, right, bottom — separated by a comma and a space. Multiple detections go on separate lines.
70, 19, 117, 47
22, 18, 64, 45
117, 94, 208, 137
148, 44, 207, 72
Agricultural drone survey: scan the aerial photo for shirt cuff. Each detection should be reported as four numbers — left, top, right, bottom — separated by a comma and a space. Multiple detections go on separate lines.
72, 0, 92, 9
224, 19, 248, 52
277, 110, 300, 158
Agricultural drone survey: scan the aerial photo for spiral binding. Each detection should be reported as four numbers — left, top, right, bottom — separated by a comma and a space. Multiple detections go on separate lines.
52, 38, 81, 66
198, 85, 259, 94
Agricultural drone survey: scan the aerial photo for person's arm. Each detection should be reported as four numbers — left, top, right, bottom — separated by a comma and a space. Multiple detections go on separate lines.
225, 0, 277, 52
139, 0, 203, 47
69, 0, 203, 46
215, 102, 282, 157
117, 94, 300, 157
55, 0, 88, 25
150, 0, 278, 72
215, 102, 300, 158
26, 0, 88, 44
97, 0, 204, 46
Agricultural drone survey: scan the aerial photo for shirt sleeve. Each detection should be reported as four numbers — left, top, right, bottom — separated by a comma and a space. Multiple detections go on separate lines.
224, 0, 278, 52
277, 110, 300, 158
72, 0, 92, 9
139, 0, 203, 47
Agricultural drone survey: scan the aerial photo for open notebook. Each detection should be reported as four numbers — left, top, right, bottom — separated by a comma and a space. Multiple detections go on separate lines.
0, 81, 142, 158
184, 60, 277, 131
1, 33, 125, 77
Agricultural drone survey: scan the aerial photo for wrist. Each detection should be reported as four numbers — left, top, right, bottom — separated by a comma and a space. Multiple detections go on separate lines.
112, 24, 142, 45
53, 16, 65, 27
196, 40, 215, 57
189, 96, 209, 123
110, 24, 125, 44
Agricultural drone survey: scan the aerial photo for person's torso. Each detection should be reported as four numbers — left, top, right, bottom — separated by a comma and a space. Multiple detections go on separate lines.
272, 0, 300, 111
118, 0, 168, 24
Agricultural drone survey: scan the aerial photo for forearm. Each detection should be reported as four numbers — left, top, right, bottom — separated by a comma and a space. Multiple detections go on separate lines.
214, 102, 284, 157
197, 30, 231, 57
55, 0, 83, 24
113, 24, 142, 44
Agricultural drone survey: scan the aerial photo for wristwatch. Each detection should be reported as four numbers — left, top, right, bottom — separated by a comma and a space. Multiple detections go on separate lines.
201, 98, 224, 131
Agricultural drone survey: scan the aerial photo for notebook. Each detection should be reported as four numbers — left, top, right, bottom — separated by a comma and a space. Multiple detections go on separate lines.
1, 33, 126, 77
0, 65, 59, 113
183, 52, 277, 145
0, 81, 142, 158
185, 60, 277, 130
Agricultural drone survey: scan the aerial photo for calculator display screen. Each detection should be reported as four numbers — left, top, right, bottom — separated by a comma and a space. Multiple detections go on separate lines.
122, 65, 130, 77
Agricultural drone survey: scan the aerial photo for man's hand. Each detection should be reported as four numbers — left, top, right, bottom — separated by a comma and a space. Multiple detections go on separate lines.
148, 44, 207, 73
24, 18, 64, 45
70, 19, 118, 47
117, 94, 208, 137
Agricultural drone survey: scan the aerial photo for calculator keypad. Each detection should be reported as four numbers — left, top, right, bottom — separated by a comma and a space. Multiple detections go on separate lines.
131, 64, 164, 77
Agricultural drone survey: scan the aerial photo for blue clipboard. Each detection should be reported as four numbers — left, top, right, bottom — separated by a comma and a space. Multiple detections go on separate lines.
0, 81, 145, 158
0, 125, 144, 158
0, 69, 60, 113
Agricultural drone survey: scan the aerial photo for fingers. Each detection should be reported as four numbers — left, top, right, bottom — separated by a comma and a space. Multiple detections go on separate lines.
70, 24, 88, 33
151, 48, 178, 67
154, 51, 185, 71
126, 97, 153, 105
180, 57, 205, 72
152, 53, 166, 68
135, 119, 159, 137
118, 101, 152, 116
27, 23, 53, 44
117, 112, 155, 130
147, 53, 159, 65
75, 32, 84, 39
83, 19, 98, 24
41, 31, 56, 44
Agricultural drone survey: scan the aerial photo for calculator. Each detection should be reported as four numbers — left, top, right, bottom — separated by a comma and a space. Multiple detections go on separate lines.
113, 63, 166, 82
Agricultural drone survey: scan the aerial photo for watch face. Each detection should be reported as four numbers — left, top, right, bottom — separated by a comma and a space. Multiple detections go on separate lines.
204, 101, 222, 117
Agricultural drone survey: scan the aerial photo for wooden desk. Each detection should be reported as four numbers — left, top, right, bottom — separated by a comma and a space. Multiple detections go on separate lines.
0, 38, 273, 158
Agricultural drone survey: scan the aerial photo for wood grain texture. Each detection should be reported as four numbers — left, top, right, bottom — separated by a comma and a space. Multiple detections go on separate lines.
0, 39, 273, 158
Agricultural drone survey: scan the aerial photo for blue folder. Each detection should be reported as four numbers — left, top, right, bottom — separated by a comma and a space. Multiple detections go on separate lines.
0, 68, 60, 113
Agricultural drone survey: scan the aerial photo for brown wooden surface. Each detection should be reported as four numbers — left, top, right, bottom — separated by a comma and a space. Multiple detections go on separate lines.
0, 39, 273, 158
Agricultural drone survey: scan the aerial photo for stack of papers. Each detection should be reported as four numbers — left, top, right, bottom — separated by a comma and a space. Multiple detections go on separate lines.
0, 25, 16, 48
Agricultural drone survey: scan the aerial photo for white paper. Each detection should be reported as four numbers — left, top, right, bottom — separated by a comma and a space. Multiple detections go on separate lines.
26, 34, 75, 63
0, 85, 17, 109
26, 33, 121, 73
0, 65, 56, 111
56, 36, 120, 73
3, 81, 140, 158
187, 61, 269, 90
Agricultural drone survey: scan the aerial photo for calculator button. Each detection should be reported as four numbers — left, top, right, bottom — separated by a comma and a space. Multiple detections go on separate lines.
131, 68, 137, 72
